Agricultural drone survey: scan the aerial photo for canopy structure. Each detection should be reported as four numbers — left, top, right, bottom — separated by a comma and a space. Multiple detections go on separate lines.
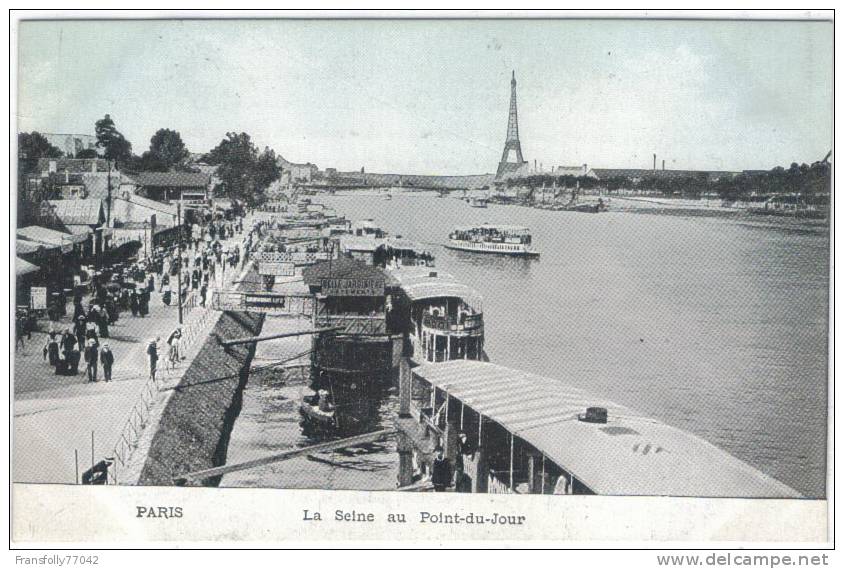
412, 360, 799, 498
16, 257, 40, 277
17, 225, 87, 251
453, 223, 530, 235
390, 267, 481, 310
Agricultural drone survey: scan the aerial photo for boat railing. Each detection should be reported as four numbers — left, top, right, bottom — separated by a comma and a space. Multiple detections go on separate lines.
315, 314, 388, 335
487, 470, 524, 494
422, 313, 483, 332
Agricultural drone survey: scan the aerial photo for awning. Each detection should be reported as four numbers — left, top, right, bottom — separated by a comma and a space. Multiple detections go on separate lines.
16, 257, 40, 277
412, 361, 799, 498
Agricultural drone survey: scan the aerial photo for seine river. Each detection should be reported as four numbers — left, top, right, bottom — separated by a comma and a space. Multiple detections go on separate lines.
222, 192, 829, 498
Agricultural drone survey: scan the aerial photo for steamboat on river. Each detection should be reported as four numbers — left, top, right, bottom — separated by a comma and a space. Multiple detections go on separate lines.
447, 224, 539, 257
202, 199, 804, 498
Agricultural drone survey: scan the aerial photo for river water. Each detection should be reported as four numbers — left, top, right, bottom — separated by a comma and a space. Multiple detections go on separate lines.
223, 192, 829, 497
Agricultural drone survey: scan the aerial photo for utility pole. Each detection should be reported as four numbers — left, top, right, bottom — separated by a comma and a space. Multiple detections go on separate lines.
106, 159, 112, 226
177, 200, 183, 325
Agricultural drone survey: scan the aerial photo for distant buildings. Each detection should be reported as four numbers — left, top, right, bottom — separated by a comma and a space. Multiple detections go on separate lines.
278, 154, 319, 184
39, 133, 100, 158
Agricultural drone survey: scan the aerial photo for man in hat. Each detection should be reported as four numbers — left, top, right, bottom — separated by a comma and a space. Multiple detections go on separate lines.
74, 315, 87, 353
167, 327, 182, 365
147, 338, 159, 382
431, 447, 452, 492
100, 342, 114, 383
84, 339, 99, 382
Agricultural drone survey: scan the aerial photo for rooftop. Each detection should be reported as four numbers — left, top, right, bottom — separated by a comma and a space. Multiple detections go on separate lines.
412, 360, 799, 498
46, 199, 104, 226
302, 257, 393, 288
129, 171, 211, 188
390, 267, 481, 307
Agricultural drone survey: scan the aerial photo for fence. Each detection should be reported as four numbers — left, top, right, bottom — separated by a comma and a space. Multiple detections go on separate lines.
107, 291, 217, 485
106, 230, 250, 484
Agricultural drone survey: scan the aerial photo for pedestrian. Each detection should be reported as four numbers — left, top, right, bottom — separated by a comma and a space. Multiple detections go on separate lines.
85, 321, 99, 346
43, 334, 60, 369
74, 315, 87, 352
139, 290, 150, 317
84, 339, 99, 382
100, 342, 114, 383
167, 327, 182, 365
200, 283, 208, 307
147, 338, 159, 382
130, 290, 140, 317
69, 345, 82, 376
431, 447, 452, 492
454, 465, 472, 493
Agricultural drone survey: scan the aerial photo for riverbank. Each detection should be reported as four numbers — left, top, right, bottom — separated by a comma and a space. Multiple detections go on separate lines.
137, 310, 264, 486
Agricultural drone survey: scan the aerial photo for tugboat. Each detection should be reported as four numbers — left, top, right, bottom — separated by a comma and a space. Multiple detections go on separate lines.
446, 224, 539, 257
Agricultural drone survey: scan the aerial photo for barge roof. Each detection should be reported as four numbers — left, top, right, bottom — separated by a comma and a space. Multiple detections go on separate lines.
412, 360, 800, 498
390, 268, 481, 305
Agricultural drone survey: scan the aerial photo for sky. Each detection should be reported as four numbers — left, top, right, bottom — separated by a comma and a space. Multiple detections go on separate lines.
17, 18, 833, 175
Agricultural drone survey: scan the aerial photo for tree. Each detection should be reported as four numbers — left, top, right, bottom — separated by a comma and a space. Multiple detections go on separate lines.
95, 114, 133, 165
147, 128, 190, 171
205, 132, 280, 205
75, 148, 99, 159
17, 132, 64, 226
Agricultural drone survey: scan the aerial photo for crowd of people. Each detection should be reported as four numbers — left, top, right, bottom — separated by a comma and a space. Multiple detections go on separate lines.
31, 213, 255, 386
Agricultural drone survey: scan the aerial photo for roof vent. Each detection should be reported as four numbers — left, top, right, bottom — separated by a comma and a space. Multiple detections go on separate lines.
428, 271, 437, 278
578, 407, 608, 424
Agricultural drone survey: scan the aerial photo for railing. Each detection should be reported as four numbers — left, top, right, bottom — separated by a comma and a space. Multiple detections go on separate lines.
421, 313, 483, 332
488, 470, 523, 495
107, 284, 220, 484
315, 315, 387, 335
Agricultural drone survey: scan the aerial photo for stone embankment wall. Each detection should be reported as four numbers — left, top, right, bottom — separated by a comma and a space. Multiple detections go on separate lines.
138, 310, 265, 486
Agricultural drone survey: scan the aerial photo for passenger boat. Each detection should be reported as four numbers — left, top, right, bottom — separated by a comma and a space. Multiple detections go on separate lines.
390, 268, 485, 364
446, 224, 539, 257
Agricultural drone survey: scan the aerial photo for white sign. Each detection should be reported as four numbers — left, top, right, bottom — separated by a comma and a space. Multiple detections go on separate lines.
259, 262, 296, 276
257, 251, 330, 265
30, 287, 48, 310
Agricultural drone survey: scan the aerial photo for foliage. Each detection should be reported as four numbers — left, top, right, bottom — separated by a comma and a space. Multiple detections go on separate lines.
95, 114, 133, 165
75, 148, 99, 159
144, 128, 190, 172
16, 132, 64, 226
204, 132, 280, 205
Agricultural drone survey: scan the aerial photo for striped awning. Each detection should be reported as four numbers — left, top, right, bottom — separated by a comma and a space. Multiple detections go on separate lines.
412, 361, 799, 498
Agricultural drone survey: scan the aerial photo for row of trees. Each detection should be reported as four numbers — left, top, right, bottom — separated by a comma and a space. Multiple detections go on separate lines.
503, 160, 832, 202
18, 115, 282, 215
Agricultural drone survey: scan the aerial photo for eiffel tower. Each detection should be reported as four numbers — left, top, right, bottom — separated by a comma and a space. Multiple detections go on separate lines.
496, 71, 528, 179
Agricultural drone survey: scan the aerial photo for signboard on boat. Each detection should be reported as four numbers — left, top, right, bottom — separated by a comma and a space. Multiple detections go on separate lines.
258, 251, 330, 265
259, 261, 296, 277
244, 294, 286, 310
319, 277, 385, 297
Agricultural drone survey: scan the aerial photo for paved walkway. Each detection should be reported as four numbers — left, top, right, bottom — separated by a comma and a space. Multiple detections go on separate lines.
13, 222, 251, 484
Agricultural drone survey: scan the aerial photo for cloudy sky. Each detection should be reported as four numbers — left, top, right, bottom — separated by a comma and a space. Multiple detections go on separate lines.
17, 18, 832, 174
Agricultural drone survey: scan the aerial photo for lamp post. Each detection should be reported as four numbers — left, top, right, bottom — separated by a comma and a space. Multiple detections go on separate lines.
177, 200, 183, 325
142, 220, 149, 260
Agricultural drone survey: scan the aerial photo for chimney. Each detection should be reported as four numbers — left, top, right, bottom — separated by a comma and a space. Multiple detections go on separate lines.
653, 153, 657, 171
582, 163, 588, 175
662, 160, 665, 171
